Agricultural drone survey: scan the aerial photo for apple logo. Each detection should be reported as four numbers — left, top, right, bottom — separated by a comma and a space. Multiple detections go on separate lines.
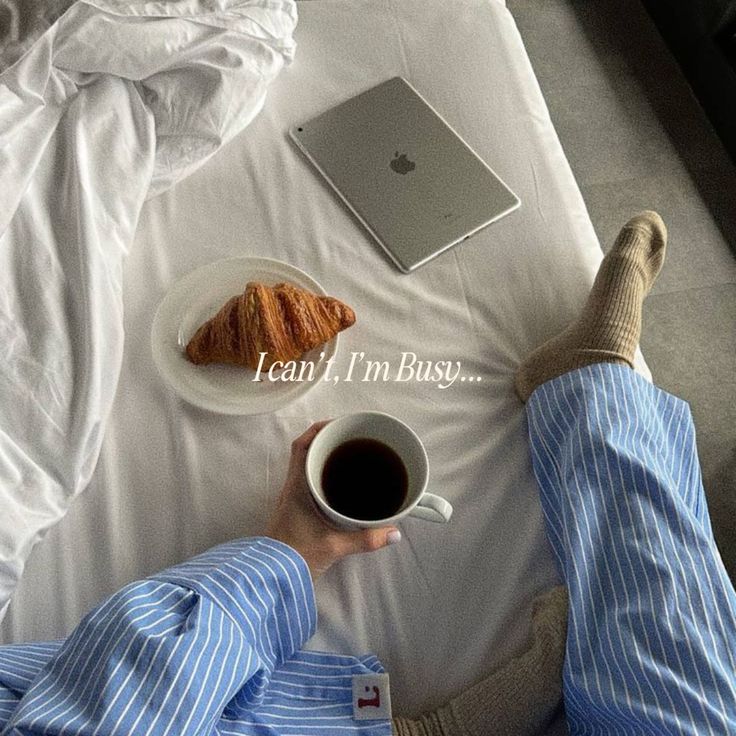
390, 151, 416, 175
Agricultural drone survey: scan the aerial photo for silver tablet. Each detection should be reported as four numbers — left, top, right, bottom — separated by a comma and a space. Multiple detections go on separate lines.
289, 76, 520, 273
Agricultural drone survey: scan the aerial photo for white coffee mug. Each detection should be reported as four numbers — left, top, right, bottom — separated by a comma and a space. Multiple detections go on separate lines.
305, 411, 453, 529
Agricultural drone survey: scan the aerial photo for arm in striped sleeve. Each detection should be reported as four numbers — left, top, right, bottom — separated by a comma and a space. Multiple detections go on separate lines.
3, 537, 316, 735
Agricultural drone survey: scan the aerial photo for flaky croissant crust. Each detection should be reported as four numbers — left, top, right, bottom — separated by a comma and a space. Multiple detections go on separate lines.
185, 281, 355, 370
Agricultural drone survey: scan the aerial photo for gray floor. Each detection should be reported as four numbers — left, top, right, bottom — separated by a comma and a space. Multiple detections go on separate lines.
508, 0, 736, 579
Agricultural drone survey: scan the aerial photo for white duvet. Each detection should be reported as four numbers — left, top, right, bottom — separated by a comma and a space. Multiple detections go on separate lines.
0, 0, 297, 620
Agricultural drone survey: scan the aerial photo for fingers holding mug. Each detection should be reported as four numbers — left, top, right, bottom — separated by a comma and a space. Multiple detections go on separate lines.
267, 419, 401, 581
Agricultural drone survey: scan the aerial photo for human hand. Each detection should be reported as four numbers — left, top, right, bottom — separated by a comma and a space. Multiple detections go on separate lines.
265, 421, 402, 580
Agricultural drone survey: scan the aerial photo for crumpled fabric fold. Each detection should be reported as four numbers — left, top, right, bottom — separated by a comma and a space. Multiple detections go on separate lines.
0, 0, 297, 621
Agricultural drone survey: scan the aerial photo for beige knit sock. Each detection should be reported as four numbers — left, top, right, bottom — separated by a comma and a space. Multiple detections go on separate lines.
514, 211, 667, 402
392, 586, 569, 736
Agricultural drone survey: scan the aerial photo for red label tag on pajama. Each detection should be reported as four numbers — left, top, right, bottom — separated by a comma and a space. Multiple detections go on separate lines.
352, 673, 391, 720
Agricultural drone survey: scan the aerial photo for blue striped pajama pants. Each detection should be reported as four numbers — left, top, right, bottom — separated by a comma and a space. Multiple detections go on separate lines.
528, 363, 736, 735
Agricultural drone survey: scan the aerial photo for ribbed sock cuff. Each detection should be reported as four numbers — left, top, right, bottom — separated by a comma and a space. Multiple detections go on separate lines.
393, 712, 443, 736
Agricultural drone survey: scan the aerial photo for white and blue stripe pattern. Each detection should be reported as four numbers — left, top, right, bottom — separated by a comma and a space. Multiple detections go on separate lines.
528, 363, 736, 735
0, 538, 391, 735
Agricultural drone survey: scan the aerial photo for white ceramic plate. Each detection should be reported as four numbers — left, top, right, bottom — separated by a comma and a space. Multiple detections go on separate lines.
151, 257, 339, 414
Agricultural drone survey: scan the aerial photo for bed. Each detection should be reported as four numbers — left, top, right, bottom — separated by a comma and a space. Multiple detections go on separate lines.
0, 0, 650, 730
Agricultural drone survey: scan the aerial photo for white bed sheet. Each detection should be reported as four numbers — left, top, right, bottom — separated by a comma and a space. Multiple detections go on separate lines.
1, 0, 648, 724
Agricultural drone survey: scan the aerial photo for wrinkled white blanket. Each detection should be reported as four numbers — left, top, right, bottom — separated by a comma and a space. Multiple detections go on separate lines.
0, 0, 297, 619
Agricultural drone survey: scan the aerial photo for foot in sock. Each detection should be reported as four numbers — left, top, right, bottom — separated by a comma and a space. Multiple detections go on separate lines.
392, 586, 569, 736
514, 210, 667, 402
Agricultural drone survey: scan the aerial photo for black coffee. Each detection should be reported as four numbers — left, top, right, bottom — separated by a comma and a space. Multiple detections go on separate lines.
322, 438, 408, 521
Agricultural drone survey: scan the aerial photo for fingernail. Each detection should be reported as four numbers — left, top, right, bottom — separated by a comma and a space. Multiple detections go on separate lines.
387, 529, 402, 545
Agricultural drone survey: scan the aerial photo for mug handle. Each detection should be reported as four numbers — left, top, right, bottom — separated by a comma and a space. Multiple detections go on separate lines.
408, 493, 453, 523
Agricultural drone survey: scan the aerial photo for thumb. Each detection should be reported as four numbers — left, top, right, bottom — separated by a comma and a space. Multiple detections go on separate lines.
352, 526, 402, 553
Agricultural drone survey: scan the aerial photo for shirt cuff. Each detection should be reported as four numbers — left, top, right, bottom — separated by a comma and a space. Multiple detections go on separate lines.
152, 536, 317, 666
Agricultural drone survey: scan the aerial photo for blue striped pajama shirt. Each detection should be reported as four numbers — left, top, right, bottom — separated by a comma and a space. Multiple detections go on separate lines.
0, 539, 391, 735
1, 363, 735, 734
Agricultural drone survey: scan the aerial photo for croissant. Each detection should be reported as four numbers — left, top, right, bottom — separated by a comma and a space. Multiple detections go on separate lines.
185, 281, 356, 370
